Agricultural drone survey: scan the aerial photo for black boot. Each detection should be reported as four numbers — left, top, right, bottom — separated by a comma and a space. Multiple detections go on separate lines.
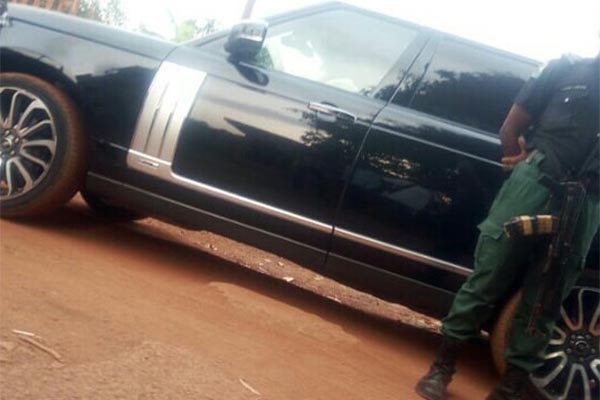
485, 364, 529, 400
415, 336, 462, 400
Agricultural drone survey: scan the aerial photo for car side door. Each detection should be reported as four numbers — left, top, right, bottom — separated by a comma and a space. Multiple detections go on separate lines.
326, 35, 539, 311
127, 5, 428, 262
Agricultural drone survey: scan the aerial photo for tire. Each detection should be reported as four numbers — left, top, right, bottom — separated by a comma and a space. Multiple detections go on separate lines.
0, 73, 87, 217
491, 287, 600, 400
490, 290, 522, 375
80, 189, 145, 222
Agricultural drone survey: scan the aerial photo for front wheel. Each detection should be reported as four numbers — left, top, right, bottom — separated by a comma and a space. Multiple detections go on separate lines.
491, 286, 600, 400
0, 73, 87, 217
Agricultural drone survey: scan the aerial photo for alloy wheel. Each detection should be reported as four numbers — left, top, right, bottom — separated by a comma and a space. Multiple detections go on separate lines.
531, 287, 599, 400
0, 87, 57, 200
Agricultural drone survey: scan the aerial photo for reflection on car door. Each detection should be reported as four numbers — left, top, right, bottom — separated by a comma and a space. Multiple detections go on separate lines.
127, 7, 426, 255
327, 37, 538, 306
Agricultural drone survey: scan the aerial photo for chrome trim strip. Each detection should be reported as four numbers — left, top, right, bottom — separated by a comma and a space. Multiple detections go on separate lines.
132, 76, 167, 152
106, 142, 130, 152
377, 124, 503, 168
129, 149, 171, 167
308, 101, 357, 123
171, 172, 334, 233
130, 62, 207, 161
127, 148, 333, 233
86, 172, 327, 255
334, 227, 472, 276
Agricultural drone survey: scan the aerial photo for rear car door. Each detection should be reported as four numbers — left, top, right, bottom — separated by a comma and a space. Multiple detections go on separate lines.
327, 35, 538, 311
127, 5, 427, 261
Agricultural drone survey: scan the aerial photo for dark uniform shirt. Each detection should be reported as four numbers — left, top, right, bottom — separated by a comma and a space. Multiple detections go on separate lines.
514, 55, 599, 181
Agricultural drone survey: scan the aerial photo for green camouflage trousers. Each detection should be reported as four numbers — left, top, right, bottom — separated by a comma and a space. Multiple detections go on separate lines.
441, 152, 600, 371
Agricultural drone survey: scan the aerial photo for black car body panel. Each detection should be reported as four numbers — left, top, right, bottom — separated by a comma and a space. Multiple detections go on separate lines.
5, 4, 174, 59
1, 4, 174, 147
1, 2, 597, 321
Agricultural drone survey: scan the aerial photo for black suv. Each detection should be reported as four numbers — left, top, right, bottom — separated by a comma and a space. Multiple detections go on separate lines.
0, 3, 597, 399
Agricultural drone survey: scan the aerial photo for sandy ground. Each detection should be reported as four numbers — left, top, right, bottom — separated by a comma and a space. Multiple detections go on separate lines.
0, 196, 498, 399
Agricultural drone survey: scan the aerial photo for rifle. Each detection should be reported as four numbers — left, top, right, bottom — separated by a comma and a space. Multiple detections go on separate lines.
503, 136, 597, 338
503, 179, 587, 338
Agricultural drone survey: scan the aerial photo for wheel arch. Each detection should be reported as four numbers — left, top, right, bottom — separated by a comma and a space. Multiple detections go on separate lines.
0, 48, 91, 123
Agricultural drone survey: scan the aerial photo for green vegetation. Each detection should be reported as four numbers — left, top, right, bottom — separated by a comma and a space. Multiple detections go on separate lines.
78, 0, 125, 27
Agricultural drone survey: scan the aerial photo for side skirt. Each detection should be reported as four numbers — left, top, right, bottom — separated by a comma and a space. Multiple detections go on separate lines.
325, 253, 455, 319
85, 172, 327, 270
85, 172, 456, 318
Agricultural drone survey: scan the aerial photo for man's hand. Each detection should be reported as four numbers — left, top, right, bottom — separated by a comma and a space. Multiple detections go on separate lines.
501, 137, 528, 170
499, 104, 532, 171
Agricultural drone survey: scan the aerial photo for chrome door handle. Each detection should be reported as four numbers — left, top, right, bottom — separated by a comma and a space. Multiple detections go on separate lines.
308, 102, 357, 124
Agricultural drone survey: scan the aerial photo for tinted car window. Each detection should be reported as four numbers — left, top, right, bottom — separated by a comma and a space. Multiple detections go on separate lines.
406, 38, 535, 133
252, 10, 419, 95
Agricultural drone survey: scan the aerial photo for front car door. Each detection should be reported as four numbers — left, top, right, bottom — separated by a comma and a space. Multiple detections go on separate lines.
126, 4, 427, 266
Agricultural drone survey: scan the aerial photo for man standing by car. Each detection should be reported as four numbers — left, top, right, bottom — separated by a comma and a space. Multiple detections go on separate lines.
415, 53, 599, 400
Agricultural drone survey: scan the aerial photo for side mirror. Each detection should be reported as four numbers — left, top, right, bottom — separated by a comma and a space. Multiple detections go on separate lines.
225, 20, 268, 62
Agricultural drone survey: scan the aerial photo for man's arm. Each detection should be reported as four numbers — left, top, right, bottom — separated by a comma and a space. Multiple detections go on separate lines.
499, 104, 532, 169
499, 57, 566, 169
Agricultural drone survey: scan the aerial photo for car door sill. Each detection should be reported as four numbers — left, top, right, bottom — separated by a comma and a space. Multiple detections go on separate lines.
333, 228, 472, 276
88, 170, 471, 278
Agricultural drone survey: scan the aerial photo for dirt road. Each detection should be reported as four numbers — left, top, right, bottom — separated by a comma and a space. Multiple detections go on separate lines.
0, 197, 497, 399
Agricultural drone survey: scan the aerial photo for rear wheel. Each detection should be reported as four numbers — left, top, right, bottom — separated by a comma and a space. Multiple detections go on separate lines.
491, 287, 600, 400
0, 73, 86, 217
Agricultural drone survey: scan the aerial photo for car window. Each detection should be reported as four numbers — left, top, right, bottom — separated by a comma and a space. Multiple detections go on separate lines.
405, 38, 536, 133
252, 10, 419, 95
